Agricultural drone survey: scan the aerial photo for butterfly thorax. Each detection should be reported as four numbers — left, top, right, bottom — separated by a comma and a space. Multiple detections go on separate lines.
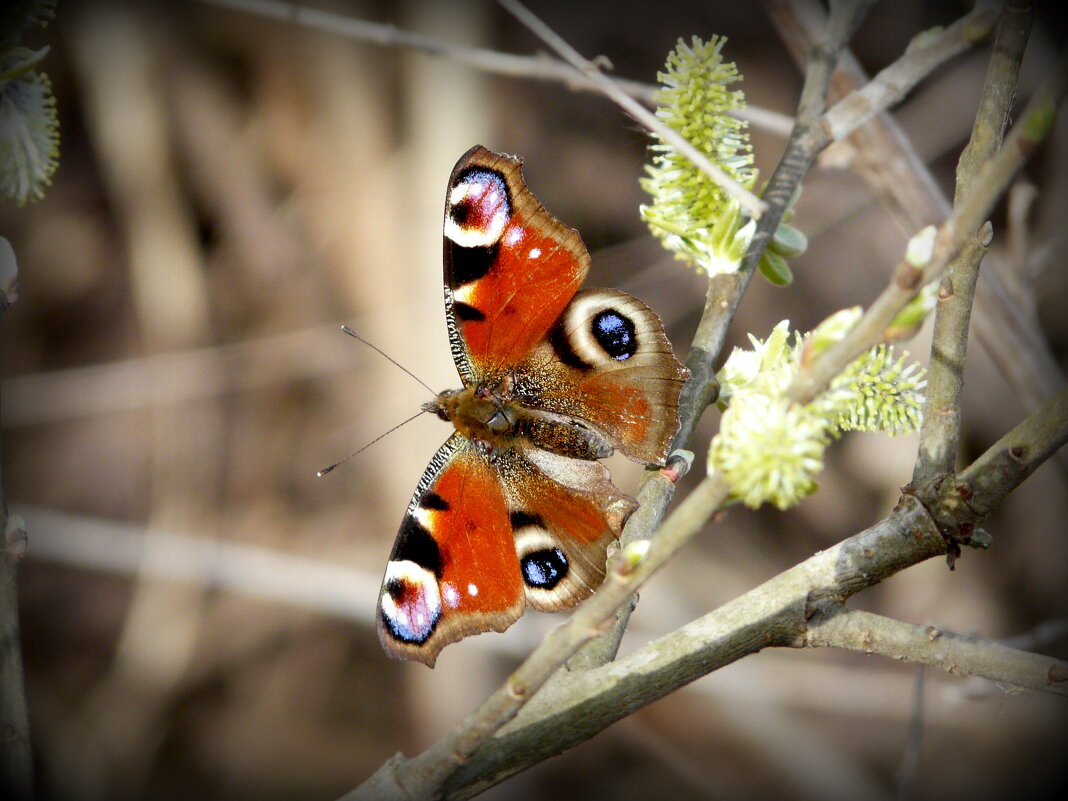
425, 382, 615, 462
426, 385, 519, 446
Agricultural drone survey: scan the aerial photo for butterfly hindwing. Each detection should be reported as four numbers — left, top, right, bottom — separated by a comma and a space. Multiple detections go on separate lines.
376, 435, 636, 665
377, 434, 524, 667
519, 288, 689, 464
501, 445, 636, 611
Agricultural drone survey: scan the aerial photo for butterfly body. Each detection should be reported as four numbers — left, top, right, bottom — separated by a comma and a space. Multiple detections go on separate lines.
377, 146, 688, 666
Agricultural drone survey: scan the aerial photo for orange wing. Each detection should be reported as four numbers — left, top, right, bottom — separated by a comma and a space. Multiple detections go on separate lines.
503, 445, 636, 612
376, 435, 638, 666
519, 289, 689, 464
376, 434, 523, 667
442, 146, 589, 386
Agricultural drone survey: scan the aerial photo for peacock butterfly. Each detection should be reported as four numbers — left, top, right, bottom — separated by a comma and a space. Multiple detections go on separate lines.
377, 146, 689, 666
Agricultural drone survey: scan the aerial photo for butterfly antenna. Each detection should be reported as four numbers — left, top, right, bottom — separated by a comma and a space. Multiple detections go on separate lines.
317, 408, 429, 476
340, 325, 437, 395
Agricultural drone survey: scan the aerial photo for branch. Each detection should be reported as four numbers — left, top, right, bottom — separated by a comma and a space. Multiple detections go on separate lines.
0, 249, 32, 801
769, 0, 1068, 472
497, 0, 767, 219
789, 44, 1068, 405
195, 0, 796, 135
933, 383, 1068, 524
914, 0, 1032, 484
818, 1, 1002, 144
351, 363, 1068, 798
804, 607, 1067, 694
346, 469, 727, 801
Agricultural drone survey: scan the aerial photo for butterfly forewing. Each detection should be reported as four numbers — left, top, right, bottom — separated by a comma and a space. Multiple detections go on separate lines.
443, 145, 590, 384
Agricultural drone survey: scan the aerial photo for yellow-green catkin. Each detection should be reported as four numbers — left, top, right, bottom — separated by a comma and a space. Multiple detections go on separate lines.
1, 0, 60, 204
710, 317, 926, 510
640, 36, 757, 275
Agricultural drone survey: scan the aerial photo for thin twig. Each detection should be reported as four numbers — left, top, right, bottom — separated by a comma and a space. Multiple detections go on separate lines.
789, 46, 1068, 406
898, 665, 925, 801
199, 0, 655, 97
913, 0, 1032, 484
818, 1, 1002, 144
497, 0, 767, 219
196, 0, 795, 135
805, 608, 1063, 696
769, 0, 1067, 475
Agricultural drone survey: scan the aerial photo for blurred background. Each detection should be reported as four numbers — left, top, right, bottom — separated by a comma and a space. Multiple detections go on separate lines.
2, 1, 1066, 799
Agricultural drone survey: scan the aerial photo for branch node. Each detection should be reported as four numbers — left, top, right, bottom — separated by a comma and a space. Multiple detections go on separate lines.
937, 275, 955, 301
615, 540, 651, 576
895, 261, 924, 291
977, 219, 994, 246
3, 514, 28, 559
506, 680, 528, 700
660, 449, 694, 484
964, 528, 994, 550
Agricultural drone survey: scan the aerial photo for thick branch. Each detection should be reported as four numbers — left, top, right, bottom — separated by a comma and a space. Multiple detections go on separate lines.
436, 496, 945, 798
411, 376, 1068, 798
